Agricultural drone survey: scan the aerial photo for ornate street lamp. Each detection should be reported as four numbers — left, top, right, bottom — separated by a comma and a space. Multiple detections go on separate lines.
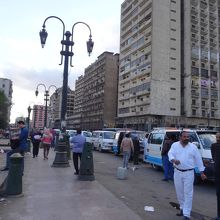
35, 83, 58, 128
27, 105, 32, 131
39, 16, 94, 130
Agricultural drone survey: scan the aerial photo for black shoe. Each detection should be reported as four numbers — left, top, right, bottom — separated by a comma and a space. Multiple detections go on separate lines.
183, 216, 190, 220
176, 209, 183, 216
1, 167, 9, 171
162, 178, 169, 181
74, 172, 79, 175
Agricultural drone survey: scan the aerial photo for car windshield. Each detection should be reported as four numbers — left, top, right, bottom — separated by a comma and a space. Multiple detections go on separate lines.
197, 133, 216, 150
83, 131, 92, 137
130, 131, 145, 140
103, 132, 115, 139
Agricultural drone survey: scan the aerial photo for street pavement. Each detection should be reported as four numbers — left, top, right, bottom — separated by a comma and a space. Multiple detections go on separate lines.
0, 144, 142, 220
0, 139, 216, 220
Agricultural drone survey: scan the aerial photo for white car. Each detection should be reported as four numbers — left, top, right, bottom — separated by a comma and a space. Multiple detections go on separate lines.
90, 130, 116, 152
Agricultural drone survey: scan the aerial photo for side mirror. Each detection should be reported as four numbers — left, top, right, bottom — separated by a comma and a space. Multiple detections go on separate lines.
192, 141, 200, 149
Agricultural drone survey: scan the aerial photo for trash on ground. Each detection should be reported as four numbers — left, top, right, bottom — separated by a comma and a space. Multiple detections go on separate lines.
0, 198, 6, 202
144, 206, 154, 212
121, 196, 125, 199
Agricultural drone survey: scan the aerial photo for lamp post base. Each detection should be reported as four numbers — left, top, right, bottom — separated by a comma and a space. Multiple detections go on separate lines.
51, 142, 70, 168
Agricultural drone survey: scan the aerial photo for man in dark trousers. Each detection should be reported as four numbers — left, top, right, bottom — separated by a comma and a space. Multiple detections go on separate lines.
211, 132, 220, 220
69, 128, 86, 175
1, 120, 28, 174
161, 134, 175, 181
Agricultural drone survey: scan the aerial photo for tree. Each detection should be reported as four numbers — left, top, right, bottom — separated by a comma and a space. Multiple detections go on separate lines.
0, 90, 9, 129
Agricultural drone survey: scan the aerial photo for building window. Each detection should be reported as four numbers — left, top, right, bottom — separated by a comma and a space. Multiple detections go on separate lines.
192, 109, 196, 115
211, 102, 214, 107
202, 110, 206, 117
192, 99, 196, 105
170, 77, 176, 80
170, 57, 176, 60
170, 108, 176, 111
171, 67, 176, 70
211, 111, 215, 117
170, 88, 176, 90
201, 101, 205, 106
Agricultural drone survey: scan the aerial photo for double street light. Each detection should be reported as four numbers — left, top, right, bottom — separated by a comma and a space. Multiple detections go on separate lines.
39, 16, 94, 129
35, 83, 58, 128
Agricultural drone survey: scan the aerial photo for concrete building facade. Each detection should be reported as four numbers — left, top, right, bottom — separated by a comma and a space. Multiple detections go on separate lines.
49, 87, 75, 128
31, 105, 45, 130
69, 51, 119, 130
117, 0, 220, 130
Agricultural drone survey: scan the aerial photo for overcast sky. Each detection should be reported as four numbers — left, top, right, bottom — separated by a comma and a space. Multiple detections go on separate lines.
0, 0, 123, 123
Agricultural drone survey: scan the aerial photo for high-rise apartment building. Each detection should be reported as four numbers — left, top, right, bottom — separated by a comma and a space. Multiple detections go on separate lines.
31, 105, 45, 130
183, 0, 219, 125
71, 51, 119, 130
118, 0, 220, 130
49, 87, 75, 128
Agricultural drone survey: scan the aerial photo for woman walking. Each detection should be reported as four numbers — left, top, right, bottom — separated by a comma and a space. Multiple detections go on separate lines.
120, 133, 134, 169
41, 128, 53, 160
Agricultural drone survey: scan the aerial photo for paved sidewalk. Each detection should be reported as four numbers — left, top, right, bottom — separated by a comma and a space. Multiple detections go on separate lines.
0, 149, 142, 220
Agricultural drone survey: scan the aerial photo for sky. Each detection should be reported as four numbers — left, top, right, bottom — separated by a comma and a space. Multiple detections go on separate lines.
0, 0, 124, 123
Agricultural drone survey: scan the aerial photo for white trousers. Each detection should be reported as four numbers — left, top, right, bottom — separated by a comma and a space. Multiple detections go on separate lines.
174, 169, 194, 218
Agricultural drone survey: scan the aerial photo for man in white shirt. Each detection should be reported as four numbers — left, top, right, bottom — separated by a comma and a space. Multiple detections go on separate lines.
168, 131, 207, 220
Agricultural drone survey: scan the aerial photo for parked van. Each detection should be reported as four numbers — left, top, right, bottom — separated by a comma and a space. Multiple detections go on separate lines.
112, 129, 146, 155
144, 128, 216, 182
90, 130, 116, 152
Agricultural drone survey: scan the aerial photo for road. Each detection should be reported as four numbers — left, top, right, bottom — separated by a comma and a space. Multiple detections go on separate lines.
93, 151, 216, 220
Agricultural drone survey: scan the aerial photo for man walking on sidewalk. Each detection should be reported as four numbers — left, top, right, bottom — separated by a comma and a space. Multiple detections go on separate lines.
168, 131, 206, 220
69, 129, 86, 175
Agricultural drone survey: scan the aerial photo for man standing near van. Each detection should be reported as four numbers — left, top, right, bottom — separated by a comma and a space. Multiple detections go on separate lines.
168, 131, 206, 219
161, 134, 175, 181
70, 129, 86, 175
211, 132, 220, 220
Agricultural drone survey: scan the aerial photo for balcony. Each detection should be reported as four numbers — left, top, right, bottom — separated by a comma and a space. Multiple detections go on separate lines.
191, 91, 199, 97
191, 0, 198, 7
200, 28, 208, 35
211, 95, 218, 100
191, 27, 199, 33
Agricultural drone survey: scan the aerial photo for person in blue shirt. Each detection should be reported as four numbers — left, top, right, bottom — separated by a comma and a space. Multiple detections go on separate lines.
1, 120, 28, 174
69, 128, 86, 175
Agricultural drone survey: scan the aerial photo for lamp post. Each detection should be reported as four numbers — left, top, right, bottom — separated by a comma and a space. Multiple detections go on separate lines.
27, 106, 32, 131
39, 16, 94, 130
35, 83, 58, 128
